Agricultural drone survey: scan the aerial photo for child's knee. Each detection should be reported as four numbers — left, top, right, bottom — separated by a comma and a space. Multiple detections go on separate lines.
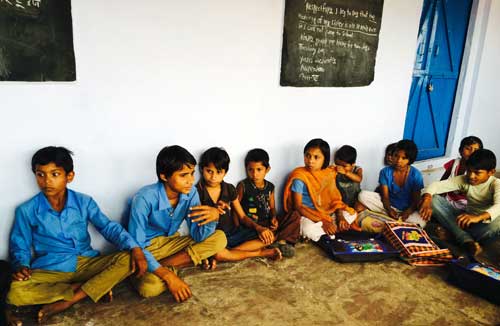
208, 230, 228, 252
135, 275, 166, 298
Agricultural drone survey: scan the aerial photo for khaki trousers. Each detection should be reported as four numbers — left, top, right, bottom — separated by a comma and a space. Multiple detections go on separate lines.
132, 230, 226, 298
7, 251, 132, 306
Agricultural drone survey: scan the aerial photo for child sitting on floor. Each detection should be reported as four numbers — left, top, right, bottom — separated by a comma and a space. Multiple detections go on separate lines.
283, 138, 356, 242
196, 147, 282, 266
237, 148, 300, 258
334, 145, 363, 208
357, 139, 427, 228
440, 136, 483, 210
420, 149, 500, 257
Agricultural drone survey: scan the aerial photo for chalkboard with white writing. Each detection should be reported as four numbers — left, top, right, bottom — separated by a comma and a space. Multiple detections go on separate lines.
0, 0, 75, 81
280, 0, 384, 87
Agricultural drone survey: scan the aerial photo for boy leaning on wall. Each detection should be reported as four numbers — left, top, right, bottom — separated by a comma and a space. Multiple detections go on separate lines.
7, 146, 147, 325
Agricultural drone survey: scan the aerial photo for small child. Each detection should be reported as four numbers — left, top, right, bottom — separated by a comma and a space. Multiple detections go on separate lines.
440, 136, 483, 210
196, 147, 282, 266
420, 149, 500, 257
283, 139, 357, 242
237, 148, 300, 257
334, 145, 363, 208
357, 139, 427, 228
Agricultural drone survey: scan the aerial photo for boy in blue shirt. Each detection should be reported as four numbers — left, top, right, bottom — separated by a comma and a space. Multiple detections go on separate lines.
7, 147, 147, 325
128, 145, 226, 302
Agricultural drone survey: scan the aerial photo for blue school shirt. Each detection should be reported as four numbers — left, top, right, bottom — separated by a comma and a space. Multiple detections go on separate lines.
378, 166, 424, 211
10, 190, 138, 272
291, 179, 315, 209
127, 182, 217, 273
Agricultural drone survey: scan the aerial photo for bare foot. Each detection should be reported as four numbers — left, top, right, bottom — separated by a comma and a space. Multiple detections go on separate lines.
464, 241, 482, 258
262, 248, 282, 261
38, 300, 74, 324
6, 308, 23, 326
102, 290, 113, 303
201, 257, 217, 271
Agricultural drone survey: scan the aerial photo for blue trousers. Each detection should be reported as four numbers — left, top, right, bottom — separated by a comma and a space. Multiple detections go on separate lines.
431, 195, 500, 244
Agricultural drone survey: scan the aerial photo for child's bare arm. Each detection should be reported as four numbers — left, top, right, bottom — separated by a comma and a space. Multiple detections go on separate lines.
400, 191, 420, 221
236, 182, 244, 202
380, 186, 398, 219
233, 199, 274, 244
337, 166, 363, 183
269, 190, 278, 230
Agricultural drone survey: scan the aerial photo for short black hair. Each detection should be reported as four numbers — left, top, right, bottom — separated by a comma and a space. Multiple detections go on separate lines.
199, 147, 230, 172
245, 148, 270, 168
384, 143, 397, 165
304, 138, 330, 169
395, 140, 418, 164
459, 136, 483, 153
156, 145, 196, 180
334, 145, 357, 164
466, 149, 496, 171
31, 146, 74, 174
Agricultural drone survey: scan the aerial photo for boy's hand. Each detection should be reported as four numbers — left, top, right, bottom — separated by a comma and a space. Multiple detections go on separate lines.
270, 217, 279, 231
419, 194, 433, 221
156, 267, 192, 302
336, 166, 346, 174
322, 220, 337, 235
258, 228, 275, 245
130, 247, 147, 278
13, 266, 31, 281
457, 214, 486, 229
189, 205, 219, 226
399, 211, 411, 222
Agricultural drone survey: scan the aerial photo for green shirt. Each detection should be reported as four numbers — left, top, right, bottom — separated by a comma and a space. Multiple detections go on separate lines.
423, 175, 500, 222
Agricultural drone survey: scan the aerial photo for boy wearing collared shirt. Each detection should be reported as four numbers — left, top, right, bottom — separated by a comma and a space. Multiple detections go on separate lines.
420, 149, 500, 257
7, 147, 147, 325
128, 145, 226, 302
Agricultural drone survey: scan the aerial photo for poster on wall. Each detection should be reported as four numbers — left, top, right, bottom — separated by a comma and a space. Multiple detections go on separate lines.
280, 0, 384, 87
0, 0, 76, 81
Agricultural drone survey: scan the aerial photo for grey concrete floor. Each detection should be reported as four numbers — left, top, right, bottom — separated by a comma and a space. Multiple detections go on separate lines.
15, 242, 500, 326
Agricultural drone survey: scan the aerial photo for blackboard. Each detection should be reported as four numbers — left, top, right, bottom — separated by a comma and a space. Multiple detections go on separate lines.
0, 0, 76, 81
280, 0, 384, 87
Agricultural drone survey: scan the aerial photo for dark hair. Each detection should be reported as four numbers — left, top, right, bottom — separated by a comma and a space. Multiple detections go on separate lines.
304, 138, 330, 169
459, 136, 483, 153
156, 145, 196, 180
384, 143, 397, 165
394, 140, 418, 164
31, 146, 74, 174
199, 147, 230, 172
245, 148, 270, 168
465, 149, 496, 171
334, 145, 357, 164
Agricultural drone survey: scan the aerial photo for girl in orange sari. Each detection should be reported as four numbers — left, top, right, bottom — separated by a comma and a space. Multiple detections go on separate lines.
283, 139, 356, 241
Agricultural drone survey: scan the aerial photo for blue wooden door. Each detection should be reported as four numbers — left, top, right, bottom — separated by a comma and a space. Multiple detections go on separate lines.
403, 0, 472, 160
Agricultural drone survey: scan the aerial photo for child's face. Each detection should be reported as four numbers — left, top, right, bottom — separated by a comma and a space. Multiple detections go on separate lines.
385, 152, 394, 166
162, 164, 195, 195
334, 159, 354, 173
461, 143, 481, 161
246, 161, 269, 184
202, 163, 226, 187
35, 162, 74, 197
393, 150, 410, 170
304, 147, 325, 171
466, 168, 495, 186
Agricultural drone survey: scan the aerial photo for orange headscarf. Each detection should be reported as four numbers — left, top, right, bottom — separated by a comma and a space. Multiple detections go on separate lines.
283, 166, 354, 215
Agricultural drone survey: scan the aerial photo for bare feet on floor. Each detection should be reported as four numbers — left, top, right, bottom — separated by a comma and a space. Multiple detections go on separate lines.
6, 308, 22, 326
262, 248, 282, 261
464, 241, 483, 258
202, 257, 217, 271
37, 300, 75, 324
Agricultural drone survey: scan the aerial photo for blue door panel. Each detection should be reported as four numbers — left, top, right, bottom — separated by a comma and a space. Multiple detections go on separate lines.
403, 0, 472, 161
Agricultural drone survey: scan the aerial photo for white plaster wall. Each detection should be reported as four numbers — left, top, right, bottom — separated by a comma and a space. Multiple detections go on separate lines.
0, 0, 444, 259
467, 0, 500, 155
